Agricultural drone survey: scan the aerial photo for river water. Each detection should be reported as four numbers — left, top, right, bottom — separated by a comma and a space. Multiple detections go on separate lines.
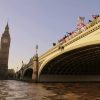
0, 80, 100, 100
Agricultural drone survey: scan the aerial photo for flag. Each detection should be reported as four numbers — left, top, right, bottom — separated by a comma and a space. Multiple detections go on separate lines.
77, 16, 85, 23
77, 16, 85, 29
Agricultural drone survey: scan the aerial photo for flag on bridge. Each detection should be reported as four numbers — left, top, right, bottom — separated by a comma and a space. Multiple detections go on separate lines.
77, 16, 85, 29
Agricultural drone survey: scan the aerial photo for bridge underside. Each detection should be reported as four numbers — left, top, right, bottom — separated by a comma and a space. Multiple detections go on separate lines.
39, 44, 100, 82
23, 68, 33, 80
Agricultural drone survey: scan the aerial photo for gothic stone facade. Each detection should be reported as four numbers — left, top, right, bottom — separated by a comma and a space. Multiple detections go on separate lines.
0, 23, 10, 79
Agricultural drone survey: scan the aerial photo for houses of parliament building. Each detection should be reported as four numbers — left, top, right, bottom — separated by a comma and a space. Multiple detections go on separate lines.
0, 23, 10, 79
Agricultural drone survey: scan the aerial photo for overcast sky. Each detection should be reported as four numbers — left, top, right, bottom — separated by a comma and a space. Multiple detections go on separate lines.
0, 0, 99, 71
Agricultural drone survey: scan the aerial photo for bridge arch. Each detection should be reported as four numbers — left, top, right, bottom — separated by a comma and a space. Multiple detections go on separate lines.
38, 42, 100, 82
23, 68, 33, 80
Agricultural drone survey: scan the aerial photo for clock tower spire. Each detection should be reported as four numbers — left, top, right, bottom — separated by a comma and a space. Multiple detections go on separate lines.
5, 22, 9, 31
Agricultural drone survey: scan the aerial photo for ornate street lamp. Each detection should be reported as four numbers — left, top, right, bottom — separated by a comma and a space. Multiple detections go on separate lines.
35, 44, 39, 82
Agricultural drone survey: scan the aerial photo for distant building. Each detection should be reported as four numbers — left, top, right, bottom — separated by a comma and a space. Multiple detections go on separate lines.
0, 23, 11, 79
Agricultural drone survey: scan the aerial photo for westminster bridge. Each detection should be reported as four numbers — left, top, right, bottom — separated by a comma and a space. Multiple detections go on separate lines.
16, 16, 100, 82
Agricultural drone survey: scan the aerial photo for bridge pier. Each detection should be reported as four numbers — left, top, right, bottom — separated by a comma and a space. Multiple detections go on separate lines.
32, 54, 39, 82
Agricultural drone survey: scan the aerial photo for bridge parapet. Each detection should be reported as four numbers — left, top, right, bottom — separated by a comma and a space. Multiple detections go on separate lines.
39, 17, 100, 66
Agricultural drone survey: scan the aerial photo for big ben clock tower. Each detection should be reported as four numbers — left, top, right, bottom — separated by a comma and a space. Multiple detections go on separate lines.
0, 23, 11, 79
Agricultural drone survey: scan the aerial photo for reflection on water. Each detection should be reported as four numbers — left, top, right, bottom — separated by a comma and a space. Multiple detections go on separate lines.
0, 80, 100, 100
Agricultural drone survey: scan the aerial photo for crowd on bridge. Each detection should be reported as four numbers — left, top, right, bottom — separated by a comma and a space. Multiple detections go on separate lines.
53, 15, 100, 50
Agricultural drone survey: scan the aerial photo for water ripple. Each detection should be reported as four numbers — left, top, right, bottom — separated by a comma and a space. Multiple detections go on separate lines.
0, 81, 100, 100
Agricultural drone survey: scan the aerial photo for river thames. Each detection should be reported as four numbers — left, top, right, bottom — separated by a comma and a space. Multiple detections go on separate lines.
0, 80, 100, 100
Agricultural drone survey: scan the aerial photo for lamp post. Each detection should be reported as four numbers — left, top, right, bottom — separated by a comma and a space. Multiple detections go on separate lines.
21, 61, 24, 80
35, 45, 38, 82
16, 67, 18, 79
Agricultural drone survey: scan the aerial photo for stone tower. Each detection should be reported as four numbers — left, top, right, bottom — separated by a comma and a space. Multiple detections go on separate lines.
0, 23, 11, 79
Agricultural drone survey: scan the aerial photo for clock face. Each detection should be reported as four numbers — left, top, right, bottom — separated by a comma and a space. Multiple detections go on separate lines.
3, 39, 8, 43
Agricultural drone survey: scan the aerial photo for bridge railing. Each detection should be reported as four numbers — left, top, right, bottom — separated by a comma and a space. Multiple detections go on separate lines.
39, 17, 100, 63
64, 17, 100, 47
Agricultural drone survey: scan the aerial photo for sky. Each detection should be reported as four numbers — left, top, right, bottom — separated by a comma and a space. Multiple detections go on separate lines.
0, 0, 99, 71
